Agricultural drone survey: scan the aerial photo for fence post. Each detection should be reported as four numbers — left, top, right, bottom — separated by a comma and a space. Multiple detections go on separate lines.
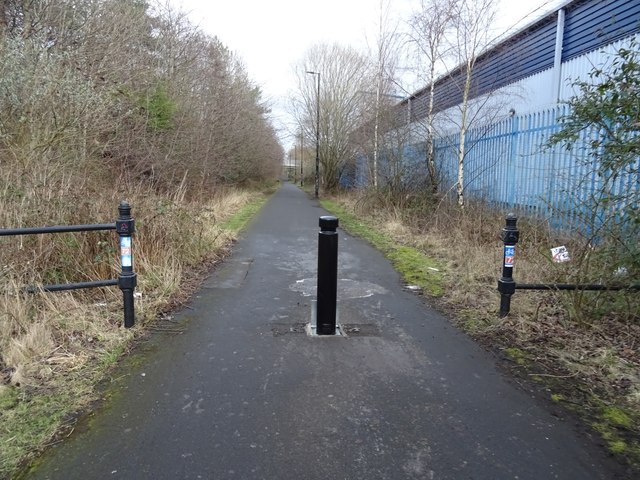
498, 213, 519, 317
317, 216, 339, 335
116, 201, 137, 328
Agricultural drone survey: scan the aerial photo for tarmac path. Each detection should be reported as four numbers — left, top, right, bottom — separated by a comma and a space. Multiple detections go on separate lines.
27, 182, 624, 479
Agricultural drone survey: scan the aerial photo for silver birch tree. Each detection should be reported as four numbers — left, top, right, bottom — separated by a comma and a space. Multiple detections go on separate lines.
449, 0, 497, 208
408, 0, 456, 193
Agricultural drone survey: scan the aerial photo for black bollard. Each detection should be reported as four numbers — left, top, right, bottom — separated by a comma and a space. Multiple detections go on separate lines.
497, 213, 519, 317
116, 201, 137, 328
317, 216, 339, 335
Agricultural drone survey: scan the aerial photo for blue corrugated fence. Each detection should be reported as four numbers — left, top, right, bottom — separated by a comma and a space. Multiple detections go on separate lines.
431, 105, 639, 230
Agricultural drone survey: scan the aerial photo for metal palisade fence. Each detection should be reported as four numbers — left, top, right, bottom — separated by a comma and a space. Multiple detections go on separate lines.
433, 105, 640, 232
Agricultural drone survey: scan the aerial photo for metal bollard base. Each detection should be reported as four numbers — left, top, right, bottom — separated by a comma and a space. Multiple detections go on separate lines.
306, 300, 345, 337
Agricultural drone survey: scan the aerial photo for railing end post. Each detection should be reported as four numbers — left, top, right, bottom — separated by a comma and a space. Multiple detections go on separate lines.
116, 201, 136, 328
497, 278, 516, 317
498, 213, 519, 318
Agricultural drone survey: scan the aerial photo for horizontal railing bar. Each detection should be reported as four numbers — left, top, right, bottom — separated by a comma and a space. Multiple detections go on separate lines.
25, 279, 119, 293
0, 223, 116, 236
516, 283, 640, 291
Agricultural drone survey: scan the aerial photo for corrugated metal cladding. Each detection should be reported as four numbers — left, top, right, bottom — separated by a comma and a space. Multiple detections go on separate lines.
468, 19, 557, 98
563, 0, 640, 61
430, 105, 640, 231
405, 0, 640, 124
559, 36, 632, 99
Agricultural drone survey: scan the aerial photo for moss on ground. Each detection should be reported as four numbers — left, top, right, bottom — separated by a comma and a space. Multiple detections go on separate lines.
602, 406, 633, 428
590, 405, 639, 459
550, 393, 565, 403
2, 191, 272, 480
221, 197, 267, 233
504, 347, 530, 366
321, 199, 444, 296
2, 373, 98, 477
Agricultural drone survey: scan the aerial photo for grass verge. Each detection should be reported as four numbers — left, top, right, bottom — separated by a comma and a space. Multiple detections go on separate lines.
221, 196, 268, 233
322, 190, 639, 474
321, 199, 444, 296
0, 187, 272, 479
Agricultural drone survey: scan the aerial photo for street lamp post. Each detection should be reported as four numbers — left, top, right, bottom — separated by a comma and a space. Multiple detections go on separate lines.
306, 70, 320, 198
300, 127, 304, 187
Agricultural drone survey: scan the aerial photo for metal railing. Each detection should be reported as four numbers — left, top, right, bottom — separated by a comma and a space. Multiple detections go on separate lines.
0, 201, 138, 328
497, 213, 639, 317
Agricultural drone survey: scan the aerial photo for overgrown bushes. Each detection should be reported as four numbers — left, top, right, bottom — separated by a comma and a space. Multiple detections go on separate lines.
546, 40, 640, 318
0, 1, 282, 476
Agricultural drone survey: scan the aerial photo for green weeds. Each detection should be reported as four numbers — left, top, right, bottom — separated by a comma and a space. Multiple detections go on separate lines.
221, 196, 268, 233
321, 199, 444, 296
1, 188, 270, 479
322, 190, 640, 472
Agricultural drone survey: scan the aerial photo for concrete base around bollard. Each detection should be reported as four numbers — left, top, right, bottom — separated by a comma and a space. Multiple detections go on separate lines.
306, 300, 345, 337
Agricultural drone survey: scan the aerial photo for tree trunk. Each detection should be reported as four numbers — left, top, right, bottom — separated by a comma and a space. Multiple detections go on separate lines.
426, 69, 437, 194
457, 59, 472, 209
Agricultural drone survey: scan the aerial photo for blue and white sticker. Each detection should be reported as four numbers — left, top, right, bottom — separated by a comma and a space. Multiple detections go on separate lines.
504, 245, 515, 268
120, 236, 132, 268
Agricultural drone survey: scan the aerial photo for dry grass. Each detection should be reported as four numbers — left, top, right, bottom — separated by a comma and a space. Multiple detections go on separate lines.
0, 162, 267, 477
329, 189, 640, 468
0, 184, 258, 385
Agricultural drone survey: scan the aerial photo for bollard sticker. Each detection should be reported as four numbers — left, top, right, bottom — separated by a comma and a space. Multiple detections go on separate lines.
504, 245, 515, 268
120, 236, 132, 267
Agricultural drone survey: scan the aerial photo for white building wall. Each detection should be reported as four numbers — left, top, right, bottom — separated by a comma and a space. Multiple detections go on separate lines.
424, 33, 638, 137
558, 34, 637, 99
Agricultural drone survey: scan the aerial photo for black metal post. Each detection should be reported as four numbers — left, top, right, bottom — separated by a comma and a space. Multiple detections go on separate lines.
116, 201, 137, 328
300, 128, 304, 187
497, 213, 519, 317
317, 216, 339, 335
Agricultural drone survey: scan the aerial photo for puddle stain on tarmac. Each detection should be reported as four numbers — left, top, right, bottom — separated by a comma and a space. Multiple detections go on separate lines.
289, 278, 387, 299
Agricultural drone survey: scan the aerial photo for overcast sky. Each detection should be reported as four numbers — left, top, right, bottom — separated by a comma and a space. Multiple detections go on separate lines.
172, 0, 565, 149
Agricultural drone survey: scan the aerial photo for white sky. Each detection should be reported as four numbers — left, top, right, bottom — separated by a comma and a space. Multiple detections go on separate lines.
172, 0, 566, 150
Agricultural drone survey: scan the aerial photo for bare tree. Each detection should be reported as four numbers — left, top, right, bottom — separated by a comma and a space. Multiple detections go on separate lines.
448, 0, 498, 208
369, 0, 400, 189
292, 43, 369, 192
408, 0, 457, 193
0, 0, 283, 195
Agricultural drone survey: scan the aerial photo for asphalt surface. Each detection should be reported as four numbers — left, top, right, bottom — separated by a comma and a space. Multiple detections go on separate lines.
26, 182, 625, 479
